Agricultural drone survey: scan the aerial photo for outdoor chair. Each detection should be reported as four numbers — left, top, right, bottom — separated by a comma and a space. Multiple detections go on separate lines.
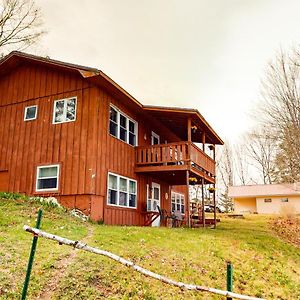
157, 206, 174, 226
172, 210, 184, 227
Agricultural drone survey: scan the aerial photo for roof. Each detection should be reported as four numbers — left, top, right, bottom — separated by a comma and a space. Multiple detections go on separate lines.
228, 183, 300, 198
0, 51, 223, 145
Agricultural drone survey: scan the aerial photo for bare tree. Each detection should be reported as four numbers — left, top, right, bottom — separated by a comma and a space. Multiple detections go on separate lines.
257, 48, 300, 182
0, 0, 44, 54
244, 129, 277, 184
234, 144, 251, 185
216, 143, 234, 212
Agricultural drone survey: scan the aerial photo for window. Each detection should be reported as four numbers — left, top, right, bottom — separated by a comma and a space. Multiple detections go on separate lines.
281, 198, 289, 203
171, 192, 185, 214
24, 105, 37, 121
53, 97, 77, 124
109, 105, 137, 146
151, 131, 160, 145
107, 172, 137, 208
36, 165, 59, 191
264, 198, 272, 203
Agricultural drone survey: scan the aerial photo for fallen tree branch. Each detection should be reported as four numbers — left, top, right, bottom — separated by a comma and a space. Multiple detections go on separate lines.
23, 225, 264, 300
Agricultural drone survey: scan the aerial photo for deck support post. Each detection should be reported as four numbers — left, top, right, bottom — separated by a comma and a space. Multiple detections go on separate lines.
187, 117, 192, 143
213, 183, 216, 229
201, 131, 206, 152
187, 117, 192, 228
186, 170, 191, 227
201, 177, 205, 227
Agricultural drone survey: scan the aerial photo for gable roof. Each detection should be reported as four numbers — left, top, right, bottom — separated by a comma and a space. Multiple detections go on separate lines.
0, 51, 223, 145
229, 183, 300, 198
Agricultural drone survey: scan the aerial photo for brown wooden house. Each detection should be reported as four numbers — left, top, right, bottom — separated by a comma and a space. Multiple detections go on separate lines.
0, 51, 223, 226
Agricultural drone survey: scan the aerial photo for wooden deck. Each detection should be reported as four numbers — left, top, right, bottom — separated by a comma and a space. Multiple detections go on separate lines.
135, 141, 215, 184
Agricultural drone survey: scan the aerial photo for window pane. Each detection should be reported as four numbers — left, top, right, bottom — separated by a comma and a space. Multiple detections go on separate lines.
108, 189, 117, 204
172, 203, 176, 212
120, 114, 127, 128
109, 121, 118, 137
176, 203, 180, 211
37, 178, 57, 189
119, 178, 127, 192
153, 187, 159, 200
66, 98, 76, 121
129, 194, 136, 207
129, 120, 135, 133
25, 106, 37, 120
129, 132, 136, 146
119, 192, 127, 206
108, 174, 118, 189
39, 166, 58, 178
129, 180, 136, 194
181, 205, 185, 214
120, 127, 127, 141
110, 107, 117, 122
54, 100, 64, 123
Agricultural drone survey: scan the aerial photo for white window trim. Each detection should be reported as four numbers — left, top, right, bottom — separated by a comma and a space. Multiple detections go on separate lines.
109, 104, 138, 146
171, 191, 185, 214
151, 131, 160, 145
107, 172, 137, 209
24, 105, 38, 121
36, 164, 60, 192
52, 97, 77, 124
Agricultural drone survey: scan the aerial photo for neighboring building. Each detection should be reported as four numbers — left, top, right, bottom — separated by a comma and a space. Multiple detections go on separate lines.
0, 51, 223, 226
229, 183, 300, 214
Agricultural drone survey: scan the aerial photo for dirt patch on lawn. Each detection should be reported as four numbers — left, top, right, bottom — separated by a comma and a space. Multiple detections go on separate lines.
271, 216, 300, 247
36, 225, 94, 300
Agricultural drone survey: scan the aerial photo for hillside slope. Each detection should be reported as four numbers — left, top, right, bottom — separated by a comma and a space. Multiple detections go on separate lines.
0, 197, 299, 299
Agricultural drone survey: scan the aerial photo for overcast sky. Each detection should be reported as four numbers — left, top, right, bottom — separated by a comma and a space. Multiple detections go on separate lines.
35, 0, 300, 143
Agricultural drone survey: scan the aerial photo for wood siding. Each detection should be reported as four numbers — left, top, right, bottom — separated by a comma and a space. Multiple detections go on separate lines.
0, 61, 186, 225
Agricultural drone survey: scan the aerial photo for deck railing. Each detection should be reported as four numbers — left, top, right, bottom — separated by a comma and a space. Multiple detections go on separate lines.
190, 143, 215, 176
135, 141, 215, 176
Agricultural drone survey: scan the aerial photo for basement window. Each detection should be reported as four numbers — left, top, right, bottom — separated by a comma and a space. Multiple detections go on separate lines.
36, 165, 59, 191
281, 198, 289, 203
109, 105, 138, 146
107, 172, 137, 208
53, 97, 77, 124
264, 198, 272, 203
24, 105, 37, 121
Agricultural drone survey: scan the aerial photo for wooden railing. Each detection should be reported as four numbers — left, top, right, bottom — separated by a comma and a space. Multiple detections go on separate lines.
190, 143, 215, 176
135, 141, 215, 177
136, 141, 190, 166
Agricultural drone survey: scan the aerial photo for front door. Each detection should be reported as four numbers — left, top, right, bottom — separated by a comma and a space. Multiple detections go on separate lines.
147, 182, 161, 227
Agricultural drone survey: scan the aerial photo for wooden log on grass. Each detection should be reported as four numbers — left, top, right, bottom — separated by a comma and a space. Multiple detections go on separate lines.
23, 225, 264, 300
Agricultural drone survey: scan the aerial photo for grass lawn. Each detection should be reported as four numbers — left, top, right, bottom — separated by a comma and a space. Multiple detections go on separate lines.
0, 197, 299, 300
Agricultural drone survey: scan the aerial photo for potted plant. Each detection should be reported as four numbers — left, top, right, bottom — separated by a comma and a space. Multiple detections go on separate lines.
189, 177, 198, 185
207, 187, 215, 193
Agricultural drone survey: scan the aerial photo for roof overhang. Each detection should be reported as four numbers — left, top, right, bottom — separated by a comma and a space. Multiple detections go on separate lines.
143, 105, 223, 145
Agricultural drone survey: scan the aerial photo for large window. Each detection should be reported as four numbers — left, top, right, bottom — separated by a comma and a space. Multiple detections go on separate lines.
109, 105, 137, 146
24, 105, 38, 121
53, 97, 77, 124
171, 192, 185, 214
36, 165, 59, 191
107, 172, 137, 208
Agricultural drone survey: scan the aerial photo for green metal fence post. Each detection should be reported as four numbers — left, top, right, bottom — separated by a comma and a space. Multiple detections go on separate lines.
21, 209, 43, 300
226, 262, 233, 300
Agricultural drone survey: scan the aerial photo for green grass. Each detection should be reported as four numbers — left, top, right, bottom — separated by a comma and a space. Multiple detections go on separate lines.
0, 197, 299, 299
